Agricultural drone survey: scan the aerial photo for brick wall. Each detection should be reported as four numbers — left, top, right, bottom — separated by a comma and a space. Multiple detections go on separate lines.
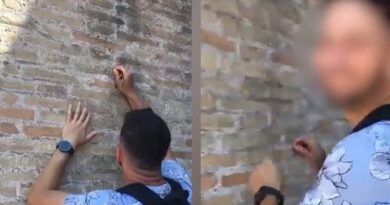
0, 0, 191, 203
200, 1, 349, 205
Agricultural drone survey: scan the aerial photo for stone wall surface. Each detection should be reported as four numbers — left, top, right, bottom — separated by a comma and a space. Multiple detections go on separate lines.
0, 0, 192, 204
200, 0, 349, 204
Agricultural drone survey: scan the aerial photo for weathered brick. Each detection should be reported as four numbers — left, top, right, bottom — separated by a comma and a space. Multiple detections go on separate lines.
0, 11, 29, 28
3, 0, 21, 10
219, 15, 239, 37
240, 45, 267, 61
203, 0, 239, 16
88, 24, 115, 36
60, 44, 82, 55
117, 31, 158, 47
77, 7, 125, 25
0, 0, 192, 202
37, 0, 73, 10
90, 47, 112, 60
201, 113, 236, 130
0, 108, 34, 120
201, 30, 235, 52
201, 194, 235, 205
39, 111, 65, 123
201, 175, 217, 191
72, 31, 124, 50
24, 35, 61, 50
0, 78, 35, 92
37, 85, 67, 97
23, 126, 62, 137
71, 88, 110, 101
89, 0, 114, 9
1, 94, 18, 106
45, 53, 70, 64
221, 172, 249, 187
271, 49, 294, 65
30, 7, 83, 27
24, 97, 68, 109
7, 48, 37, 62
23, 68, 77, 83
90, 79, 114, 89
0, 123, 18, 134
201, 154, 236, 170
3, 61, 19, 75
201, 92, 216, 111
201, 46, 219, 70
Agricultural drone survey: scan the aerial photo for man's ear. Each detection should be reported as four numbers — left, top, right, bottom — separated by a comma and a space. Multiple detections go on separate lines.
116, 145, 122, 168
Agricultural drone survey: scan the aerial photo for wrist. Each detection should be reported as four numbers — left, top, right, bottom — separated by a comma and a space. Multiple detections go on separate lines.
53, 149, 71, 162
123, 90, 137, 100
57, 140, 76, 156
254, 186, 284, 205
261, 196, 278, 205
68, 139, 78, 149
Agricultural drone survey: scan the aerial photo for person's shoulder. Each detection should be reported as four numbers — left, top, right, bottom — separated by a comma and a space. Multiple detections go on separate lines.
362, 121, 390, 142
344, 121, 390, 143
64, 189, 139, 205
367, 121, 390, 133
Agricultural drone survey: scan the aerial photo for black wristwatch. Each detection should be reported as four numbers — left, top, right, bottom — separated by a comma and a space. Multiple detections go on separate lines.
254, 186, 284, 205
56, 140, 74, 156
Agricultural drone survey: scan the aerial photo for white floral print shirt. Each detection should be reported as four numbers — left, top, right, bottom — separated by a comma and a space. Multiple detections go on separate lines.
301, 121, 390, 205
63, 160, 192, 205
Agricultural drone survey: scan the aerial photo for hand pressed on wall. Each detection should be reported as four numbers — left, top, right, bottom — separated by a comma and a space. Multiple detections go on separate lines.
62, 102, 100, 149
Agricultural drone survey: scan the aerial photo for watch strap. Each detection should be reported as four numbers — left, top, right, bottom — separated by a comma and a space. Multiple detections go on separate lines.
254, 186, 284, 205
56, 141, 74, 156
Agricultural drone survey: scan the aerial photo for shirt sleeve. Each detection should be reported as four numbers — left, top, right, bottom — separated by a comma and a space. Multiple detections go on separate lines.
300, 122, 390, 205
63, 190, 122, 205
161, 160, 192, 203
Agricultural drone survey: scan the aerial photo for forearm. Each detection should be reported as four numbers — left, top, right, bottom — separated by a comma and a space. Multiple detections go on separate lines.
123, 92, 147, 110
28, 151, 69, 204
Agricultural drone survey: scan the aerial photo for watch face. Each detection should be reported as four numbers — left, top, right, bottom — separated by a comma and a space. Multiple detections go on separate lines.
59, 141, 72, 152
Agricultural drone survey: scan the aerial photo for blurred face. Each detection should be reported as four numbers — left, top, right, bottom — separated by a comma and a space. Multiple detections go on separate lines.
313, 1, 390, 107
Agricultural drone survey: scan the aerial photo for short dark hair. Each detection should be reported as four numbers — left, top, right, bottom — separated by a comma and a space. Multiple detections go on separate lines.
120, 108, 171, 171
325, 0, 390, 24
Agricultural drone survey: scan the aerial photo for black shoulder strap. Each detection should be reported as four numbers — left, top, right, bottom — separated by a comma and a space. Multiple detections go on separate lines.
116, 183, 165, 205
116, 178, 189, 205
164, 178, 190, 205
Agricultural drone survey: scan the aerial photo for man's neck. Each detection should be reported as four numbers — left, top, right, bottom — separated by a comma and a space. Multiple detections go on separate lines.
123, 167, 164, 186
343, 94, 390, 127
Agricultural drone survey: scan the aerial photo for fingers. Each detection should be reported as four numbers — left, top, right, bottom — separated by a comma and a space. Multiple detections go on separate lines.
67, 102, 90, 124
66, 104, 72, 122
82, 113, 92, 127
292, 139, 311, 157
73, 102, 81, 121
78, 107, 88, 123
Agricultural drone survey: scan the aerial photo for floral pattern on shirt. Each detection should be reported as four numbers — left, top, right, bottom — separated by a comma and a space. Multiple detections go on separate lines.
301, 147, 352, 205
300, 122, 390, 205
369, 131, 390, 180
64, 160, 191, 205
